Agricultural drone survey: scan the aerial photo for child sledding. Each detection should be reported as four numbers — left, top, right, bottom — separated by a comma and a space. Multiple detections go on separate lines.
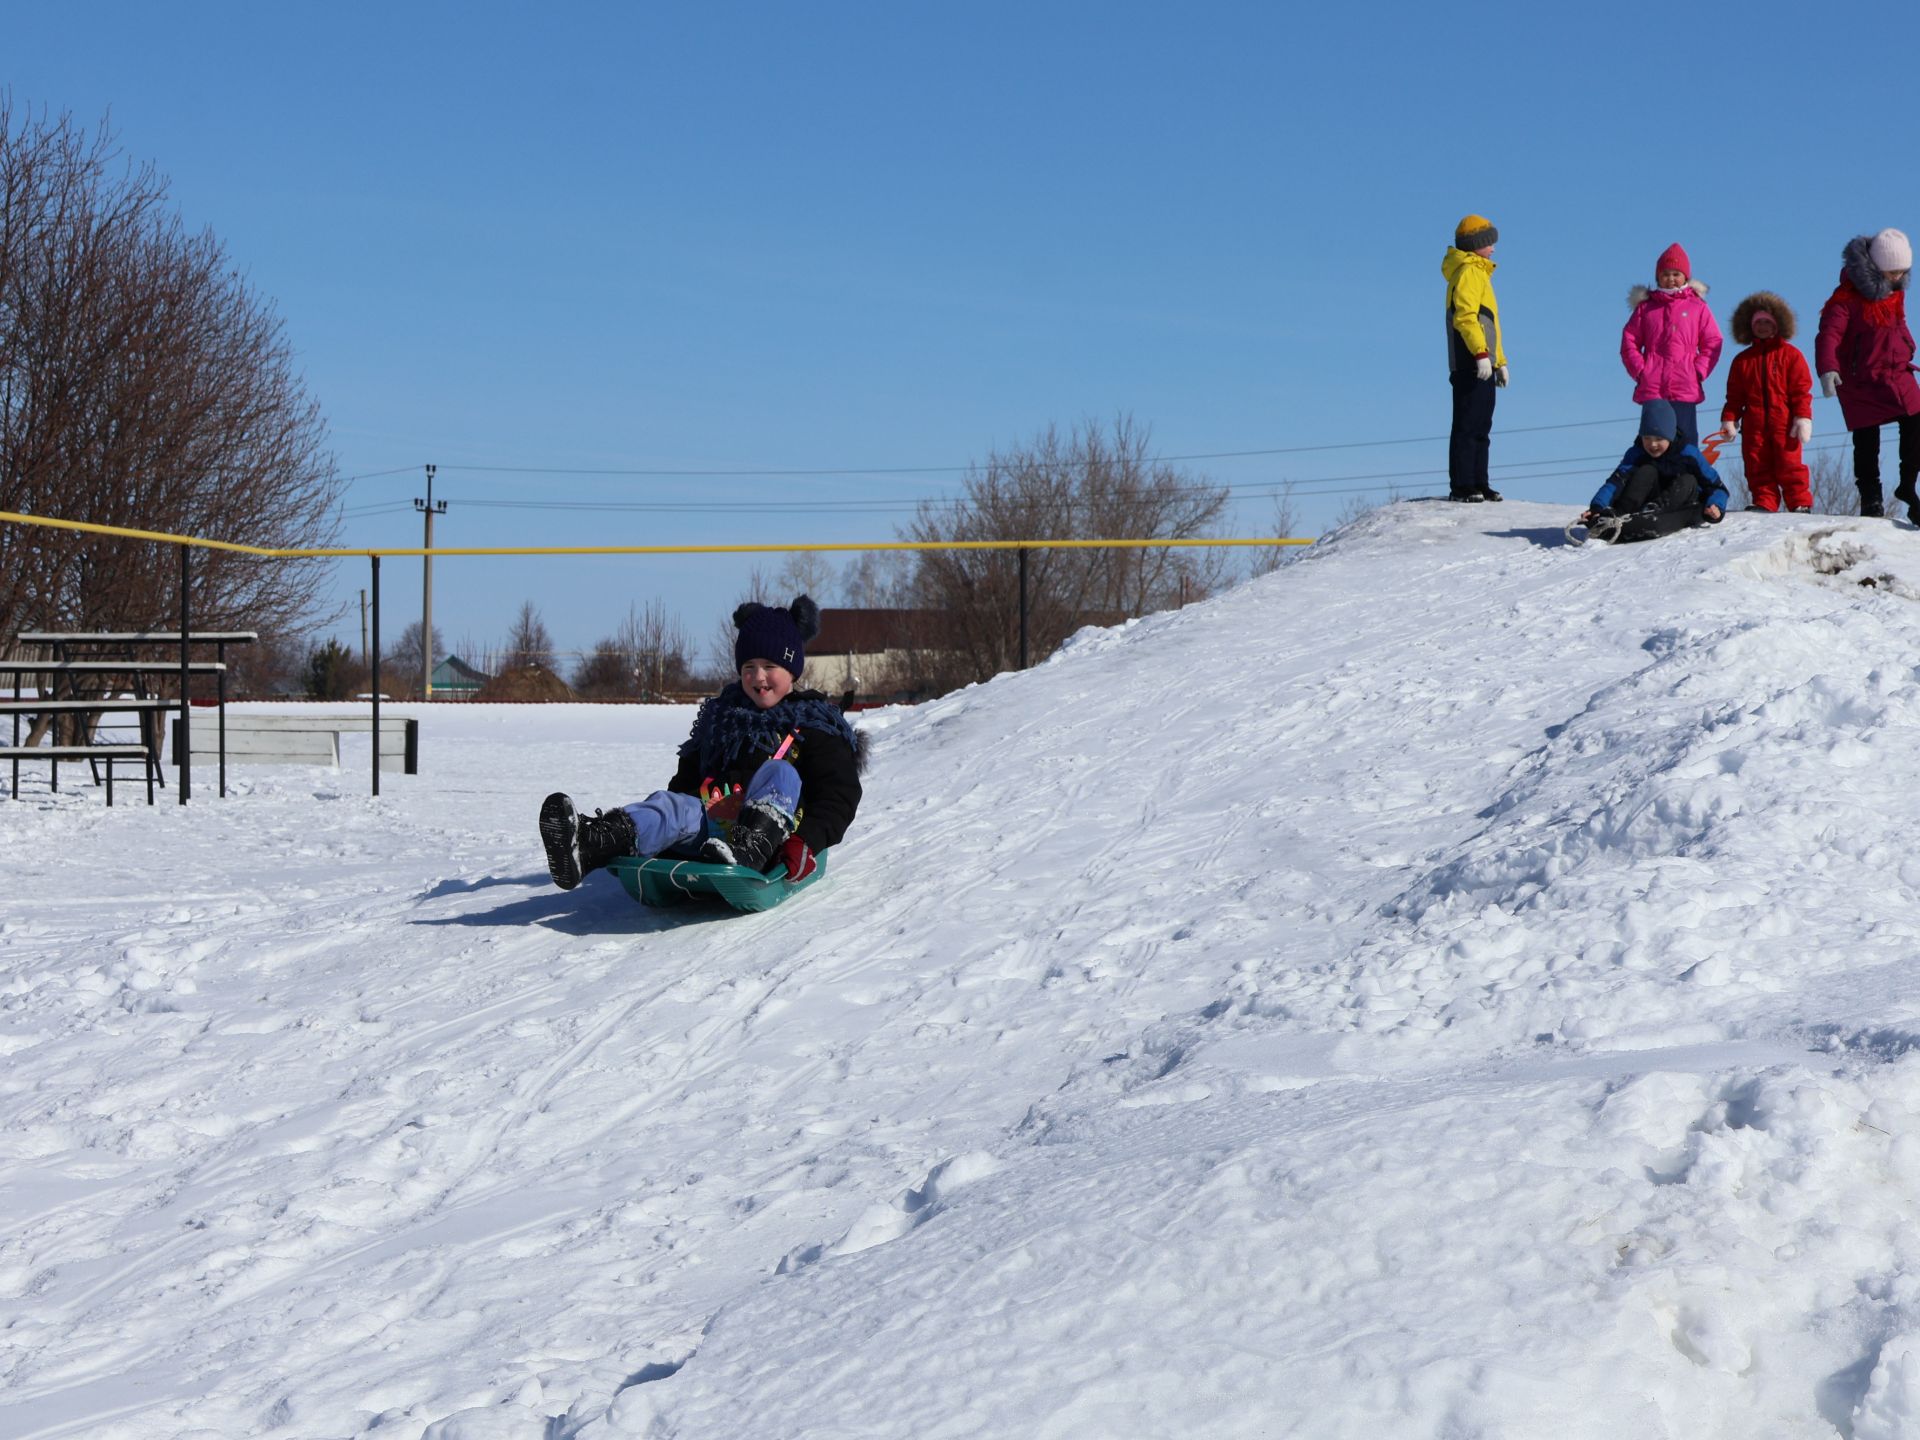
1569, 400, 1730, 545
537, 595, 865, 910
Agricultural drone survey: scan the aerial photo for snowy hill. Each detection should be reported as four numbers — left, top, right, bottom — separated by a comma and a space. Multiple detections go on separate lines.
10, 500, 1920, 1439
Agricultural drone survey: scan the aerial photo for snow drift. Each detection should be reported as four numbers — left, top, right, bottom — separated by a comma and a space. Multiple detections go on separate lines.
8, 501, 1920, 1439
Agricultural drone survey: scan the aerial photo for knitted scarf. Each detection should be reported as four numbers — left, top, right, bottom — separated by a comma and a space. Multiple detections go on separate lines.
679, 684, 860, 775
1842, 238, 1907, 328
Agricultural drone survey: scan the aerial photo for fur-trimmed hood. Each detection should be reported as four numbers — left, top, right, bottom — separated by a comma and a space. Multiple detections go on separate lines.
1842, 234, 1907, 300
1628, 279, 1711, 307
1731, 290, 1797, 344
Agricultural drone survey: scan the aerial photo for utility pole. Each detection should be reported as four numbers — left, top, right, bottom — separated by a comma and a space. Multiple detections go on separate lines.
414, 464, 445, 702
359, 589, 369, 666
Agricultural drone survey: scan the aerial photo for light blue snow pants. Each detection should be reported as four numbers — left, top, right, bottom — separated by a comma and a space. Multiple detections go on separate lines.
621, 759, 801, 858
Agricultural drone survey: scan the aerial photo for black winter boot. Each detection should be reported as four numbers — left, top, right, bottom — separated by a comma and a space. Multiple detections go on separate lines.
1860, 485, 1886, 518
540, 793, 637, 890
700, 799, 794, 873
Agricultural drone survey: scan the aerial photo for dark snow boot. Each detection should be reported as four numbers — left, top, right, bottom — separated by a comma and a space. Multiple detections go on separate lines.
1860, 485, 1886, 518
700, 798, 794, 873
1897, 477, 1920, 522
540, 793, 637, 890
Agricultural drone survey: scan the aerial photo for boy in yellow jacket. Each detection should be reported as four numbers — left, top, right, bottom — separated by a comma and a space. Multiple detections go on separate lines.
1443, 215, 1507, 501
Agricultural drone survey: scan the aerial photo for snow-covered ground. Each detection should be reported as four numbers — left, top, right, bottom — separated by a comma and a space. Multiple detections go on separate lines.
10, 500, 1920, 1438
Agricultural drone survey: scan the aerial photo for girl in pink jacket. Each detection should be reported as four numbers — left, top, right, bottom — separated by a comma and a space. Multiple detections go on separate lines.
1621, 242, 1724, 448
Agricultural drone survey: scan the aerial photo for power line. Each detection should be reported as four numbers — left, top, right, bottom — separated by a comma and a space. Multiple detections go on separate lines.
339, 416, 1657, 488
334, 428, 1863, 521
429, 418, 1641, 477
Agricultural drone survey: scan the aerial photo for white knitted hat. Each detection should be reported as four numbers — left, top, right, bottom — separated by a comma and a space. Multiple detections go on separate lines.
1870, 228, 1913, 273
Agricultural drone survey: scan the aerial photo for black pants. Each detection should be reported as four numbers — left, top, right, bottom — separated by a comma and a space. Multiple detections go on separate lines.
1449, 371, 1496, 495
1852, 416, 1920, 499
1614, 462, 1698, 515
1668, 401, 1699, 449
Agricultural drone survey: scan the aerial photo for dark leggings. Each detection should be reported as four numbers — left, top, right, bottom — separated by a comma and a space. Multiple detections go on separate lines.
1853, 415, 1920, 495
1614, 462, 1698, 515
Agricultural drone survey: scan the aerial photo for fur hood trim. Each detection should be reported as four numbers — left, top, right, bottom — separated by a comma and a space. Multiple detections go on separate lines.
1730, 290, 1797, 344
1628, 279, 1711, 307
1842, 234, 1905, 299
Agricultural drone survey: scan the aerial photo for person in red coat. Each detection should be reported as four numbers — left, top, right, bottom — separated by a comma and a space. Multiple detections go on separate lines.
1816, 228, 1919, 519
1716, 293, 1814, 512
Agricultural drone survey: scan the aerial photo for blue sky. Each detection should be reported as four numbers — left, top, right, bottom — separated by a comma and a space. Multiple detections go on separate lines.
6, 0, 1905, 667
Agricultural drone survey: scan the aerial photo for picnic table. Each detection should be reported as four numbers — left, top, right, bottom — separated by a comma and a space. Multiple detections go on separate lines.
3, 631, 255, 803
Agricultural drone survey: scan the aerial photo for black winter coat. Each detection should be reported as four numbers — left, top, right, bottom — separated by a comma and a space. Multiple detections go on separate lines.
667, 685, 865, 853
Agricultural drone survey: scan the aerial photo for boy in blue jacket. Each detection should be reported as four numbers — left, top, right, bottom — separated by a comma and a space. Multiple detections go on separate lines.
1579, 399, 1729, 533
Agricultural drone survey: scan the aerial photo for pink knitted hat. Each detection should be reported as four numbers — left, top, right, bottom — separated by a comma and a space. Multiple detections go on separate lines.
1656, 243, 1691, 280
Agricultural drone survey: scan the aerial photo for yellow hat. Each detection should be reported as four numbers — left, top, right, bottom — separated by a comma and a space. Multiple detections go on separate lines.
1455, 215, 1498, 250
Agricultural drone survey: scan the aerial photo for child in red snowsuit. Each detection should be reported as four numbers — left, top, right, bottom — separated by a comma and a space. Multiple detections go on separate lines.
1717, 292, 1814, 512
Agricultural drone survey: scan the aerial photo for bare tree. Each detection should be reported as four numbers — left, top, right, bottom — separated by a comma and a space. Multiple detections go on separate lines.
1250, 485, 1302, 577
1808, 444, 1858, 515
841, 549, 914, 609
503, 601, 554, 671
901, 417, 1228, 690
775, 550, 835, 603
574, 600, 693, 699
702, 565, 774, 681
0, 99, 341, 657
381, 620, 447, 700
1330, 486, 1410, 529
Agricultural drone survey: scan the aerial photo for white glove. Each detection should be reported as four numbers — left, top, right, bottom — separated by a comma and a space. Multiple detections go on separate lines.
1720, 416, 1739, 436
1791, 417, 1813, 445
1474, 355, 1493, 382
1495, 364, 1510, 388
1821, 372, 1841, 398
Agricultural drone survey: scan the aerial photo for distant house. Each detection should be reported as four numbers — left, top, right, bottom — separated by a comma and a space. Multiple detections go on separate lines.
805, 609, 946, 700
430, 655, 491, 700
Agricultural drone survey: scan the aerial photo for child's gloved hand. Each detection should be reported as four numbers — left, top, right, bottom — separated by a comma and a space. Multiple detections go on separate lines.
1821, 372, 1841, 398
1719, 416, 1739, 436
1495, 364, 1509, 387
1791, 418, 1813, 446
778, 836, 816, 882
1473, 355, 1493, 381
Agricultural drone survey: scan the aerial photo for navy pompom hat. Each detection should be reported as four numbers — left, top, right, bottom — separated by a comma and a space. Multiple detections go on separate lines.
733, 595, 821, 677
1639, 399, 1678, 441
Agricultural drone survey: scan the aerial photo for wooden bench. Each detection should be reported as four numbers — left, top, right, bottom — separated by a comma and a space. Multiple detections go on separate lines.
1, 696, 185, 803
0, 744, 155, 804
171, 714, 420, 774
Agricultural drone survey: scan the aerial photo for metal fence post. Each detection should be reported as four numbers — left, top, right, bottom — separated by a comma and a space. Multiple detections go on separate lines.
178, 544, 191, 805
1018, 546, 1029, 670
371, 554, 382, 798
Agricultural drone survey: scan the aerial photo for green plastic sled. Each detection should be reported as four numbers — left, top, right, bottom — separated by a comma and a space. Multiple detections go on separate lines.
607, 851, 828, 913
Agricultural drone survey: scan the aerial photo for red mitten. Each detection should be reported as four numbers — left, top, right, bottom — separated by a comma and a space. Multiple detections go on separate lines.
779, 836, 816, 882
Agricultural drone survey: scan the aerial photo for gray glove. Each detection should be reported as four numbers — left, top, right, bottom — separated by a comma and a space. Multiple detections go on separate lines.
1821, 372, 1841, 399
1495, 364, 1509, 388
1474, 355, 1493, 382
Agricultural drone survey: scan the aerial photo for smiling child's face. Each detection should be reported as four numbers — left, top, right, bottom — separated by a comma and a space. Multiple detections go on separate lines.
740, 659, 795, 709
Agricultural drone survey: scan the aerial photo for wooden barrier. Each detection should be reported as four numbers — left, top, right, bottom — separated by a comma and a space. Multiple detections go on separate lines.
172, 714, 419, 774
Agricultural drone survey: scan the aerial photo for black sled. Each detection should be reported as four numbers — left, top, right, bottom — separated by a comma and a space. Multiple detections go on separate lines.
1566, 506, 1708, 547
